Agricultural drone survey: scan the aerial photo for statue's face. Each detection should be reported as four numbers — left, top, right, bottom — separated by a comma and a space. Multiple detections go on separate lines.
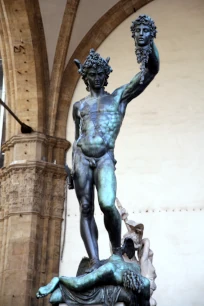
134, 24, 151, 47
86, 67, 106, 90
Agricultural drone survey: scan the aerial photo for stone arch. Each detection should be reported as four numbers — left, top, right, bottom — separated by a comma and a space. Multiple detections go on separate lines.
0, 0, 49, 138
55, 0, 153, 138
47, 0, 80, 136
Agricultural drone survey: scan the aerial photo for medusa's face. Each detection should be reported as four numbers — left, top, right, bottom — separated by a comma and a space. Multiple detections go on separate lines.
134, 24, 151, 47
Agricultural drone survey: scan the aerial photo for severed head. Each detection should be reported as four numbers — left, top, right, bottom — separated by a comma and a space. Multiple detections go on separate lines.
131, 14, 157, 47
130, 15, 157, 84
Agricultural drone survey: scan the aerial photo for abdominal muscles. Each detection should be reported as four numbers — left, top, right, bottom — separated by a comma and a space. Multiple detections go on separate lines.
77, 112, 122, 158
77, 134, 108, 158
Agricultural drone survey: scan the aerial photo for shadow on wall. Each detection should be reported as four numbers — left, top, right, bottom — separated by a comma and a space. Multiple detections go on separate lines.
0, 57, 5, 167
0, 152, 4, 167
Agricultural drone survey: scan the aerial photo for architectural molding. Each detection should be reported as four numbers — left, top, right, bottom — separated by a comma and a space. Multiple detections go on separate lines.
0, 211, 64, 222
1, 132, 70, 166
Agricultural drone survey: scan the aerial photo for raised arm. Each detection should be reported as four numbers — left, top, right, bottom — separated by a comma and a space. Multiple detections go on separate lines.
114, 15, 159, 107
120, 42, 159, 105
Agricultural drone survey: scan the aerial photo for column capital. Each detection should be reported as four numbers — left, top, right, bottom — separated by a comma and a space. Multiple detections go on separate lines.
1, 132, 71, 167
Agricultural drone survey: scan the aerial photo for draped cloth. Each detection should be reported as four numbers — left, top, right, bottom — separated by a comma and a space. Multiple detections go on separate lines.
60, 283, 121, 306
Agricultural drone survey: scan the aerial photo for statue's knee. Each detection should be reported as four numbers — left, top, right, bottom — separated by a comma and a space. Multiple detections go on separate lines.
80, 202, 91, 217
100, 200, 114, 214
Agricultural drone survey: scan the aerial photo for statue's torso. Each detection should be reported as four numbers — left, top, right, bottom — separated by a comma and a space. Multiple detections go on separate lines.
76, 93, 124, 158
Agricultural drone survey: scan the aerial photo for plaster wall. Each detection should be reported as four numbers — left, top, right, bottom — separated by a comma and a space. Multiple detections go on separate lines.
62, 0, 204, 305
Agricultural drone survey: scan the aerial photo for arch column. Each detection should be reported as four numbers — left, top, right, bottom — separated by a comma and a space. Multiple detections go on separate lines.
0, 1, 70, 305
0, 134, 70, 306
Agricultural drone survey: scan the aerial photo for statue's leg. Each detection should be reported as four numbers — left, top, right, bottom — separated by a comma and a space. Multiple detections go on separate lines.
74, 151, 99, 261
95, 154, 121, 253
49, 288, 64, 304
59, 262, 115, 292
36, 277, 59, 298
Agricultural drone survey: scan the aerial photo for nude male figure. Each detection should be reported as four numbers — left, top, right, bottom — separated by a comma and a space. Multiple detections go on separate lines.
72, 15, 159, 268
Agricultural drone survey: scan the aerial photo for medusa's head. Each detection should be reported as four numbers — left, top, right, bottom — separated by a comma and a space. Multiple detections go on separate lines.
74, 49, 113, 91
131, 15, 157, 47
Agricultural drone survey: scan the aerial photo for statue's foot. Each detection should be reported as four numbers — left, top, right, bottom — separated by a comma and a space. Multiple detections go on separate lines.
84, 258, 108, 273
36, 277, 59, 299
36, 290, 46, 299
85, 260, 100, 273
112, 246, 123, 257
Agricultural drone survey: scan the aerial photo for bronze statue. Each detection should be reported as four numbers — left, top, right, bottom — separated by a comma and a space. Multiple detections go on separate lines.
37, 15, 160, 306
71, 14, 159, 268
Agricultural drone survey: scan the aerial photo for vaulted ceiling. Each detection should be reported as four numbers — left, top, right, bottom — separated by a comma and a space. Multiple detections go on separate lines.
39, 0, 120, 72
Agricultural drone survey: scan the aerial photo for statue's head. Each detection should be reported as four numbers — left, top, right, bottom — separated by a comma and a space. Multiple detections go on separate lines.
74, 49, 113, 91
131, 14, 157, 47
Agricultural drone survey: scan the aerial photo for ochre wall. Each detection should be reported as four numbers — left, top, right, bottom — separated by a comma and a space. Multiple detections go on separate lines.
62, 0, 204, 305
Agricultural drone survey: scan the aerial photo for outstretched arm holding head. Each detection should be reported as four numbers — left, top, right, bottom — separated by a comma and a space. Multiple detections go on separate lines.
120, 42, 159, 104
114, 15, 160, 108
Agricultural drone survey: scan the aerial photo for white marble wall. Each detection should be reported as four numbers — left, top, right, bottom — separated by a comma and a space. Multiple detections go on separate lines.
61, 0, 204, 305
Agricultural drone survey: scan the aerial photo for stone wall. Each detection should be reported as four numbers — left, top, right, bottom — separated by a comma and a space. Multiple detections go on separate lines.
0, 133, 69, 305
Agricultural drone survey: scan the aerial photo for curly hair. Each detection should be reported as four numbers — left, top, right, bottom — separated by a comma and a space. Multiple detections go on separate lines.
76, 49, 113, 91
122, 270, 145, 293
130, 14, 157, 39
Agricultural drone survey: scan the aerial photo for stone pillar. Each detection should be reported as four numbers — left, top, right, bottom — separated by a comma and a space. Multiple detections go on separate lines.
0, 132, 70, 306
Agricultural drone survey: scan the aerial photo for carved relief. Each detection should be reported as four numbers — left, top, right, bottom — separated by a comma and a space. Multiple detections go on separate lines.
0, 162, 67, 219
